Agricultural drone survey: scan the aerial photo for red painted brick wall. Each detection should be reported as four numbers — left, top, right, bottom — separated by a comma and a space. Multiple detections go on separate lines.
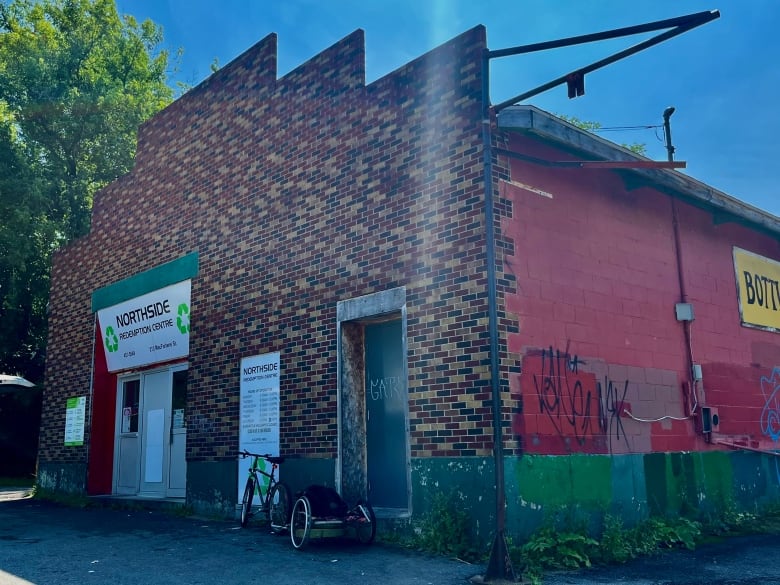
502, 131, 780, 455
41, 27, 502, 474
678, 201, 780, 449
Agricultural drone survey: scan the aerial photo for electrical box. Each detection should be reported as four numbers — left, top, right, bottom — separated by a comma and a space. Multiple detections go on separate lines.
700, 406, 720, 433
692, 364, 703, 381
675, 302, 695, 322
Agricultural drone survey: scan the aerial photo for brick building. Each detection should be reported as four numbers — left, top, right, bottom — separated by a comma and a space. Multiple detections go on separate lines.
40, 26, 780, 542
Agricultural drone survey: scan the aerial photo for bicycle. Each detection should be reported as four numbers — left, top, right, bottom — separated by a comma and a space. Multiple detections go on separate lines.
238, 450, 292, 533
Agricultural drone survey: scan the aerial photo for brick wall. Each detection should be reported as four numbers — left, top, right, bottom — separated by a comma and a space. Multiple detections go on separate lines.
678, 202, 780, 448
501, 131, 780, 456
41, 26, 502, 470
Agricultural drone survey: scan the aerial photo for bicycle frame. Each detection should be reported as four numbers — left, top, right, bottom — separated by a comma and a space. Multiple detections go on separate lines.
247, 455, 278, 506
239, 450, 291, 533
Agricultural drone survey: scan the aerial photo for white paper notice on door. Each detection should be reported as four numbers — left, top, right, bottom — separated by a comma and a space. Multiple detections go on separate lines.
145, 408, 164, 483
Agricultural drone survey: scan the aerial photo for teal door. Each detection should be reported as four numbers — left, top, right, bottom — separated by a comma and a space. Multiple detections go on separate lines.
365, 320, 408, 509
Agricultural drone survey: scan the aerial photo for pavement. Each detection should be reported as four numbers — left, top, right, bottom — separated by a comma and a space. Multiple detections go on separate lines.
0, 489, 481, 585
2, 488, 780, 585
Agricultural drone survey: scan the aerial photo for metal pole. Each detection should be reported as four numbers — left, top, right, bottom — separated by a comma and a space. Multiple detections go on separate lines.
481, 47, 515, 583
663, 106, 676, 162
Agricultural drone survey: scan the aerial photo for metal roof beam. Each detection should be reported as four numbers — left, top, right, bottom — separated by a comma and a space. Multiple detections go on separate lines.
490, 10, 720, 112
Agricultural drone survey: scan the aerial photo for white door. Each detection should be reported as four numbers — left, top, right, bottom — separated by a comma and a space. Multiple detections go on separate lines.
139, 370, 170, 496
167, 369, 188, 498
114, 367, 187, 498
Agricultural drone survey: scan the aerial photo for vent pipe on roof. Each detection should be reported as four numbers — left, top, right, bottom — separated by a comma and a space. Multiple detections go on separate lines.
663, 106, 676, 162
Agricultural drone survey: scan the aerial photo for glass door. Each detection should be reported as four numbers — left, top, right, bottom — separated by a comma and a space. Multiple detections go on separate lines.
115, 378, 140, 494
168, 368, 187, 497
139, 370, 171, 496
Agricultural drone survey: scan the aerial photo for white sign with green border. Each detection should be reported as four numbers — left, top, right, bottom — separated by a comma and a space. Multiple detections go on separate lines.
97, 280, 191, 372
238, 352, 281, 503
64, 396, 86, 446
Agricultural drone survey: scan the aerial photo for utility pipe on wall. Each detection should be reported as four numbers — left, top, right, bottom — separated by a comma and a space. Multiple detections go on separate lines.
665, 107, 699, 419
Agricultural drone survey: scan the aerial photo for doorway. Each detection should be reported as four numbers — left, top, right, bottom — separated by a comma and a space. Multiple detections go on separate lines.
365, 320, 408, 509
337, 287, 410, 516
113, 366, 187, 498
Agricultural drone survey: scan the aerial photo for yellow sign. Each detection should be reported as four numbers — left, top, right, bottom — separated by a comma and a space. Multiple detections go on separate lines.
734, 247, 780, 331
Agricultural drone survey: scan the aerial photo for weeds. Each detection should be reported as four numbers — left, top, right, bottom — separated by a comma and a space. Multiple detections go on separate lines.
415, 492, 483, 562
513, 510, 708, 583
32, 486, 91, 508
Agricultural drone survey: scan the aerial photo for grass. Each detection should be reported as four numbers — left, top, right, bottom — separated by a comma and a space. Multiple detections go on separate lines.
0, 475, 35, 488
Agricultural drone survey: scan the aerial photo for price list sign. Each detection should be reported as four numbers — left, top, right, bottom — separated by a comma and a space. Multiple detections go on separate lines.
64, 396, 86, 446
238, 352, 281, 502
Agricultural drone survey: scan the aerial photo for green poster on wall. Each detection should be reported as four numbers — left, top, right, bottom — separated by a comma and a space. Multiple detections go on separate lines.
64, 396, 86, 446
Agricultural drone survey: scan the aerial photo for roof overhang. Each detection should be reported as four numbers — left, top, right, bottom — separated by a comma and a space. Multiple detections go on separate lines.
0, 374, 37, 394
497, 105, 780, 239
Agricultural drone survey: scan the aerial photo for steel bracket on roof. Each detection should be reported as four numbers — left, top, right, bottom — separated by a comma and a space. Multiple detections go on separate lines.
487, 10, 720, 112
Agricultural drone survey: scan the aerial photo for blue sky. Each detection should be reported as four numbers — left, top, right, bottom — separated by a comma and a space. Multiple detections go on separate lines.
115, 0, 780, 217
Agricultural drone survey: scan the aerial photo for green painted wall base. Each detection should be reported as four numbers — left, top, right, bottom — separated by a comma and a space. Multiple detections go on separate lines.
411, 457, 496, 543
40, 450, 780, 541
188, 457, 336, 520
37, 462, 87, 494
505, 451, 780, 539
187, 460, 237, 518
389, 451, 780, 544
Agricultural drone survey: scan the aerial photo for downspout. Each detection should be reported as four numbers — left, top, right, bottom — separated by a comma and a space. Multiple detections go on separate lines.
671, 198, 698, 412
665, 108, 698, 422
481, 47, 515, 582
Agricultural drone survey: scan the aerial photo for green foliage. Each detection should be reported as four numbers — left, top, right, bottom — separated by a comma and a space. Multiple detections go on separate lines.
558, 113, 647, 156
635, 517, 701, 553
511, 512, 703, 583
0, 0, 174, 381
33, 486, 91, 507
512, 524, 598, 584
0, 0, 174, 239
390, 497, 780, 585
0, 475, 35, 487
415, 492, 483, 561
598, 514, 634, 564
699, 498, 741, 537
521, 526, 599, 570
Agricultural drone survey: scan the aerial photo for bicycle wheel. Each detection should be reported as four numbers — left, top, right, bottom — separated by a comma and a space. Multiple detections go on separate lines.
355, 500, 376, 545
240, 476, 256, 528
290, 495, 312, 550
268, 481, 292, 534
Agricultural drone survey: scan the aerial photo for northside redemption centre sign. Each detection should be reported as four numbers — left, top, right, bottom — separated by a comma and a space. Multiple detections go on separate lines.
97, 280, 191, 372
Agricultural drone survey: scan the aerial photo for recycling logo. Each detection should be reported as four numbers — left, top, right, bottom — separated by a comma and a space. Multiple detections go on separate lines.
104, 326, 119, 353
176, 303, 190, 334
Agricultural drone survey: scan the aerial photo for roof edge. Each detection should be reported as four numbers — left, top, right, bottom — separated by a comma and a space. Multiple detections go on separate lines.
497, 105, 780, 237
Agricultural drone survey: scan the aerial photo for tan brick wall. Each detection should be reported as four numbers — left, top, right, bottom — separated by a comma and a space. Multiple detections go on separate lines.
41, 26, 516, 468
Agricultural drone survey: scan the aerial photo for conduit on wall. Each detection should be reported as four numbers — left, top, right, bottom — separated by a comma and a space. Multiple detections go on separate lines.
715, 439, 780, 457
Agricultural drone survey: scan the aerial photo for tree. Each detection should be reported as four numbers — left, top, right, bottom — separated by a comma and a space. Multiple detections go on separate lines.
0, 114, 50, 381
0, 0, 174, 381
557, 114, 647, 156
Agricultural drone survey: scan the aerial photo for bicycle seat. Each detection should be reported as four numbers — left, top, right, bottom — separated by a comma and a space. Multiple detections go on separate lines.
267, 456, 285, 465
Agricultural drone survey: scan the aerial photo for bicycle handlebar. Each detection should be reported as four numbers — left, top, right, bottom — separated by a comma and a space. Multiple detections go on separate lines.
238, 450, 285, 465
238, 449, 273, 459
